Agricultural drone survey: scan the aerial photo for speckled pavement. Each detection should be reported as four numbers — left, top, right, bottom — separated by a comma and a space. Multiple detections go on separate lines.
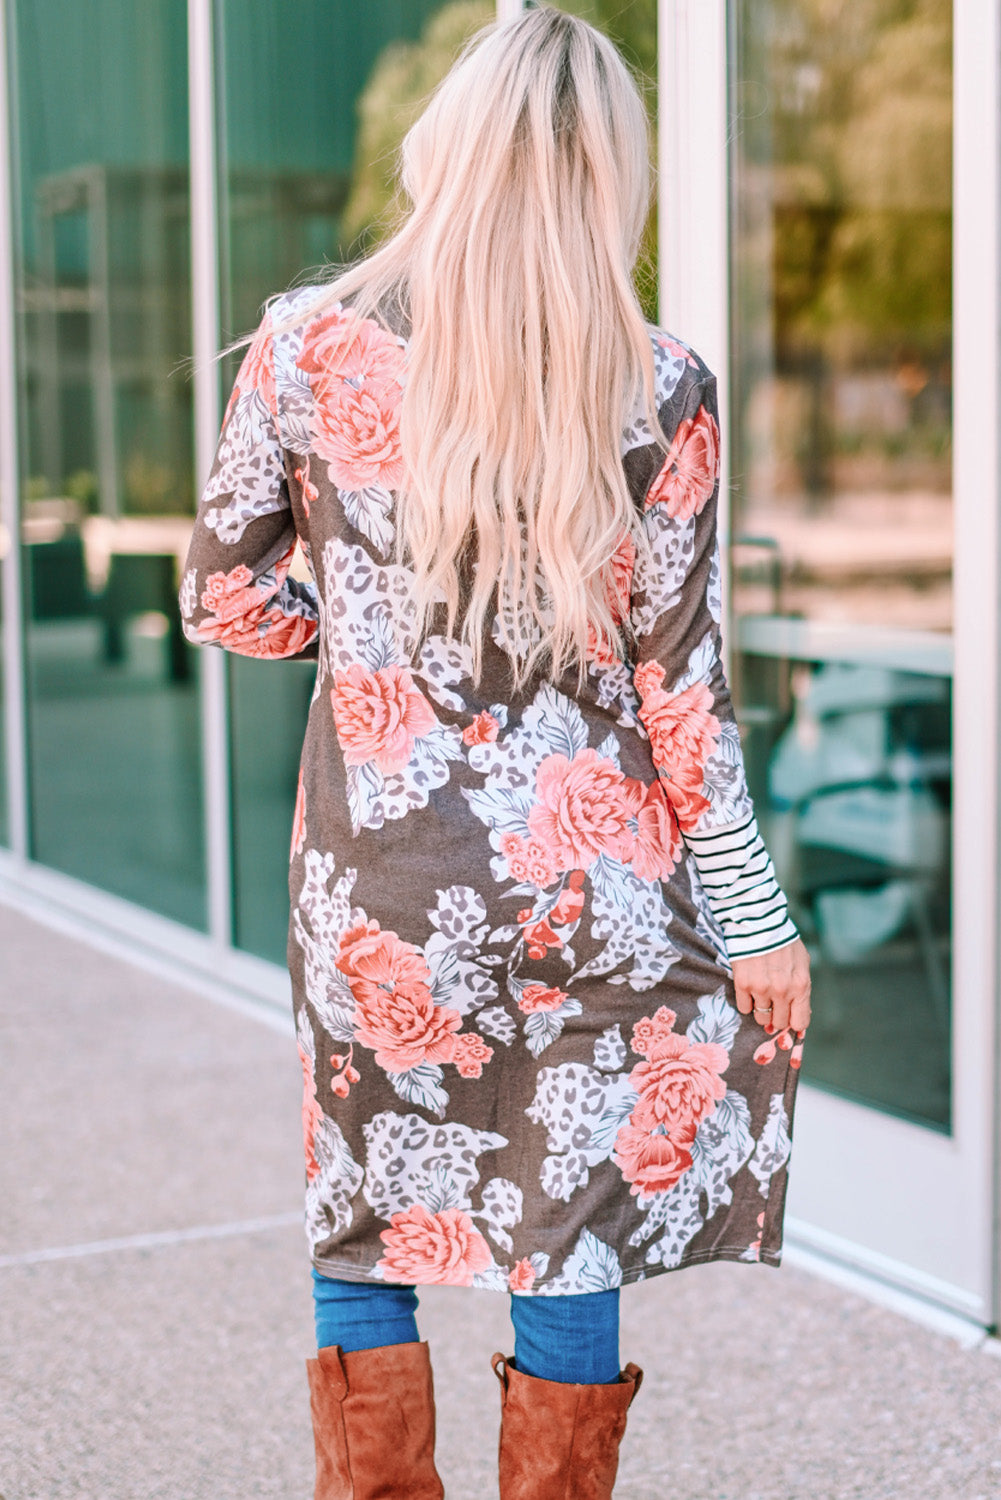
2, 901, 1000, 1500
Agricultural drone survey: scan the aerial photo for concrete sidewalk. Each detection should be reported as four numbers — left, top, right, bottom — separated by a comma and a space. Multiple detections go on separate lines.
2, 901, 1000, 1500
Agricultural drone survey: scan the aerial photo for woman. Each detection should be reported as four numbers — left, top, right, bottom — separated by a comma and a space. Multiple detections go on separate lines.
179, 7, 811, 1497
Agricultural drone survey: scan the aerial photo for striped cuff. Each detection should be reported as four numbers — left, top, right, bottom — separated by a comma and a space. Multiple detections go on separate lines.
682, 810, 800, 960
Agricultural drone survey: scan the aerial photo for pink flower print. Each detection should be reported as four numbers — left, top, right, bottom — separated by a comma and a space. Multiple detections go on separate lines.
607, 531, 637, 621
290, 767, 306, 859
329, 1046, 360, 1099
508, 1259, 537, 1292
628, 1034, 730, 1133
298, 1041, 324, 1184
450, 1032, 494, 1079
377, 1205, 493, 1286
613, 1120, 695, 1198
297, 307, 406, 396
754, 1023, 800, 1066
622, 778, 682, 883
615, 1002, 727, 1198
521, 916, 562, 961
587, 532, 638, 664
335, 921, 462, 1072
506, 844, 533, 883
523, 841, 558, 888
330, 663, 436, 774
586, 622, 620, 669
242, 609, 316, 659
196, 546, 317, 659
502, 833, 557, 889
312, 379, 406, 492
527, 749, 635, 874
657, 335, 699, 368
336, 921, 432, 992
294, 464, 319, 516
633, 661, 720, 831
295, 309, 407, 491
200, 562, 257, 622
462, 710, 500, 746
630, 1005, 678, 1060
550, 870, 586, 927
235, 317, 277, 415
645, 403, 720, 518
518, 984, 569, 1014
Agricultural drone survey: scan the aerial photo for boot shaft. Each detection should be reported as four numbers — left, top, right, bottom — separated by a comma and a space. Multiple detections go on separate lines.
491, 1351, 644, 1500
306, 1340, 445, 1500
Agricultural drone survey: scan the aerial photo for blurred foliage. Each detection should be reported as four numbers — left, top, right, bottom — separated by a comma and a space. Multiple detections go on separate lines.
735, 0, 951, 368
339, 2, 496, 250
340, 0, 659, 321
123, 453, 175, 515
23, 475, 53, 502
65, 469, 100, 514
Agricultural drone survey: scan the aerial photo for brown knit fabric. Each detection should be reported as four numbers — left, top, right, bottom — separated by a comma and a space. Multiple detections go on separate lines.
179, 287, 804, 1297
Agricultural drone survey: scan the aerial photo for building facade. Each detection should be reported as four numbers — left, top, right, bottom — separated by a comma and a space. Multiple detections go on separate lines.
0, 0, 997, 1329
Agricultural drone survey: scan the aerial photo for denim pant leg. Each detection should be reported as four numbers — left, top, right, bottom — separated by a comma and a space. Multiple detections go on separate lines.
509, 1289, 620, 1384
311, 1268, 420, 1354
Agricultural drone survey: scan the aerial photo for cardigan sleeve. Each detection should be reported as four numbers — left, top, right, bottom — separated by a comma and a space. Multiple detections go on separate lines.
627, 365, 799, 960
177, 309, 319, 662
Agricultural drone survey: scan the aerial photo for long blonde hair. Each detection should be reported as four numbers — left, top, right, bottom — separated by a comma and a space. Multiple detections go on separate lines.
269, 5, 669, 689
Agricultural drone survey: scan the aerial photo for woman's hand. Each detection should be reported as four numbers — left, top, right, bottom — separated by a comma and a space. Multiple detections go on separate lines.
731, 937, 812, 1036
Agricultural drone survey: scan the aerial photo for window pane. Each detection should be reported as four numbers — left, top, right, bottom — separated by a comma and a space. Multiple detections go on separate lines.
9, 0, 205, 924
217, 0, 489, 963
729, 0, 952, 1130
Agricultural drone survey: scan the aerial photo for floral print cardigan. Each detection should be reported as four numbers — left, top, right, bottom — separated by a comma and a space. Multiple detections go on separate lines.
178, 288, 803, 1295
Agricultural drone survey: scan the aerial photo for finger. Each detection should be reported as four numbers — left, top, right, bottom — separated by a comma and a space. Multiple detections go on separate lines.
734, 979, 754, 1015
790, 989, 812, 1034
751, 998, 773, 1030
769, 994, 792, 1033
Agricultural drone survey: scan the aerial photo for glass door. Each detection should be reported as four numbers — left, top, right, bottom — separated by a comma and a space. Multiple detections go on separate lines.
711, 0, 996, 1320
6, 0, 205, 927
730, 0, 953, 1129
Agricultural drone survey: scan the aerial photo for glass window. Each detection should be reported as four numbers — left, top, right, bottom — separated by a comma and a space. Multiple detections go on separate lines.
8, 0, 205, 925
217, 0, 492, 963
729, 0, 952, 1129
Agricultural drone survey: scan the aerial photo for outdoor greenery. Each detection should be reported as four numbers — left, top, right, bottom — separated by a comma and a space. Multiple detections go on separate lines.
339, 0, 660, 320
736, 0, 951, 367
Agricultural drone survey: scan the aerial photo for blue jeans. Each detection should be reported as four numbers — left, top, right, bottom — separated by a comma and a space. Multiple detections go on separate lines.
311, 1267, 621, 1385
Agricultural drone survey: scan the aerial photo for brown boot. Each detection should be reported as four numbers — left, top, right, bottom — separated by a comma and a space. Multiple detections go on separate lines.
491, 1352, 643, 1499
306, 1340, 445, 1499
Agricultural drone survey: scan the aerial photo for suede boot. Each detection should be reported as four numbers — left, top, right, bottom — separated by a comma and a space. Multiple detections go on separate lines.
306, 1340, 445, 1500
491, 1352, 643, 1500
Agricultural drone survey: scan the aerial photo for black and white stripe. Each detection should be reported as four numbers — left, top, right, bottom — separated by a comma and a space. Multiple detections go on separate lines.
683, 810, 800, 960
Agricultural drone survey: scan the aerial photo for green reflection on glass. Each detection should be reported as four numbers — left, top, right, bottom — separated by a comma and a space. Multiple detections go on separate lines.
10, 0, 205, 924
730, 0, 952, 1130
